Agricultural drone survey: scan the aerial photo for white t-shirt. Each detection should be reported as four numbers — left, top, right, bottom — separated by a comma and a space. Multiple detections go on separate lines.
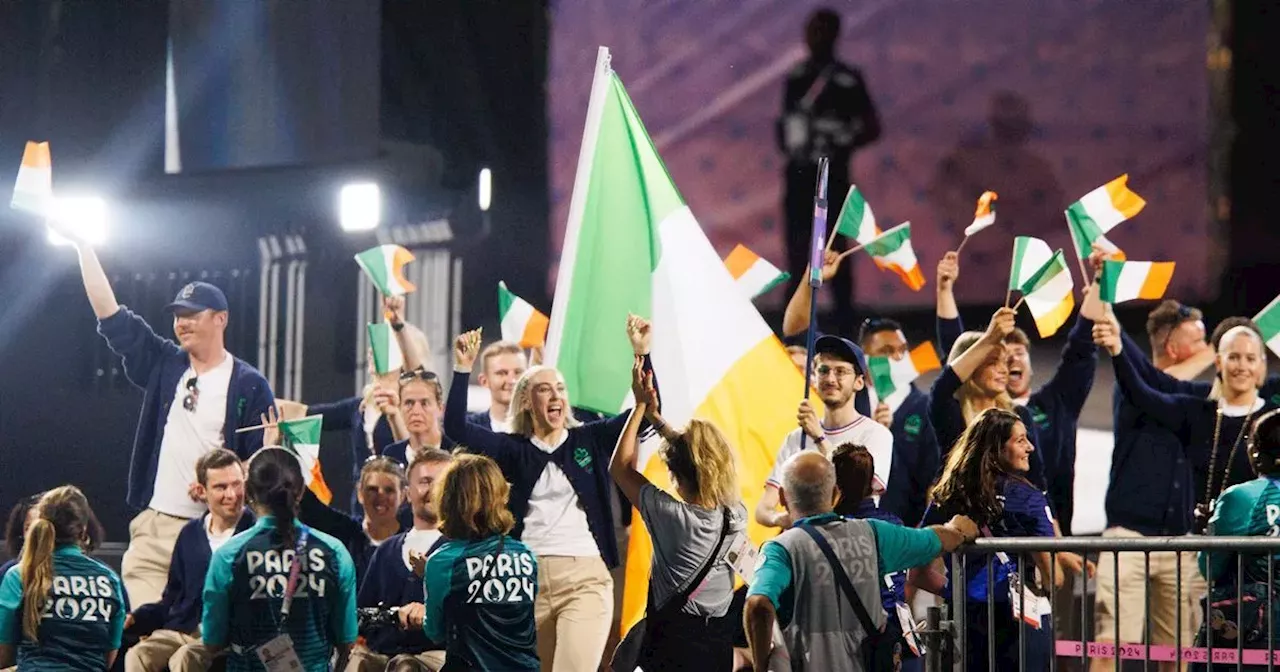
488, 411, 512, 434
150, 353, 234, 518
765, 416, 895, 492
402, 527, 444, 571
519, 430, 599, 557
204, 513, 236, 554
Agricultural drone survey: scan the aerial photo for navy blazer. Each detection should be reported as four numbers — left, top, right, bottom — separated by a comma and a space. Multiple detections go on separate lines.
357, 532, 447, 655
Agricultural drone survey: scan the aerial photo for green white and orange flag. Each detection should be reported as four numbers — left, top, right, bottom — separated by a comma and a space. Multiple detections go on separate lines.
498, 281, 549, 348
543, 48, 805, 635
1009, 236, 1054, 291
1252, 294, 1280, 359
354, 244, 416, 296
1065, 175, 1146, 259
864, 222, 926, 290
723, 244, 790, 300
366, 322, 404, 375
867, 343, 941, 412
1098, 260, 1175, 304
11, 141, 52, 215
832, 185, 880, 245
1018, 249, 1074, 338
964, 190, 998, 236
278, 415, 333, 505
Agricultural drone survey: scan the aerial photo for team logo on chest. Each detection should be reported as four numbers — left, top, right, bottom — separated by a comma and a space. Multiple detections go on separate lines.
573, 447, 592, 469
903, 414, 922, 439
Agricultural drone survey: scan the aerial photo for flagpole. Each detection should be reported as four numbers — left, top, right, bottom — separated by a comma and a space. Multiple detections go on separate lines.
800, 157, 830, 455
544, 46, 613, 369
956, 235, 970, 254
1012, 295, 1027, 312
1004, 246, 1018, 308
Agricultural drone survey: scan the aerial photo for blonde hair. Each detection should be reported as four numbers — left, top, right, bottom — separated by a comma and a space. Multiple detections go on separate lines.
480, 341, 525, 373
661, 419, 742, 509
21, 486, 95, 641
1209, 325, 1268, 401
508, 365, 583, 436
948, 331, 1014, 425
435, 454, 516, 540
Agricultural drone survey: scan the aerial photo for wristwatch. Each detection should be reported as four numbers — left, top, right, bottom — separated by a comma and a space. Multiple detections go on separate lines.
390, 320, 405, 332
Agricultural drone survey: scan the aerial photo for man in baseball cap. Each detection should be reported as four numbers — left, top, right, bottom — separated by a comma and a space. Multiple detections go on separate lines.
55, 228, 274, 609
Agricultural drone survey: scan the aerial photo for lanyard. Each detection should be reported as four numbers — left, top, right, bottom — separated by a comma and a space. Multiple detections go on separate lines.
279, 526, 311, 620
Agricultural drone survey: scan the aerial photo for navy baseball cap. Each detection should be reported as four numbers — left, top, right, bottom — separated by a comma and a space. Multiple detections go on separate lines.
165, 281, 228, 313
814, 335, 872, 417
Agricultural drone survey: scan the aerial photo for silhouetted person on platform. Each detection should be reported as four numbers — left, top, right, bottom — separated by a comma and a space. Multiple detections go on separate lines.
777, 8, 882, 333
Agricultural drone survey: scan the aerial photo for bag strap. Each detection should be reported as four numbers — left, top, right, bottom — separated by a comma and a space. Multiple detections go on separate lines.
798, 521, 879, 637
651, 507, 733, 618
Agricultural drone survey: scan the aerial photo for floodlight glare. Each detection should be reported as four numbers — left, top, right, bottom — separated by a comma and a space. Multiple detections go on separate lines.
478, 167, 492, 212
339, 182, 381, 232
47, 196, 109, 247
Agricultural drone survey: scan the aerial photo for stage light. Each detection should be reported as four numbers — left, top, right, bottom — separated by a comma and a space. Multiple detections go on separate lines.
478, 168, 492, 212
339, 182, 381, 232
47, 196, 109, 247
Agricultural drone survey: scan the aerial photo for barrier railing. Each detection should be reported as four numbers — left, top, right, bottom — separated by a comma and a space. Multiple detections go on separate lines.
932, 536, 1280, 672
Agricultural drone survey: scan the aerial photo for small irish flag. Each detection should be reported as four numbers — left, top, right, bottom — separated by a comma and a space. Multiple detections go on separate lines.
1065, 175, 1146, 259
864, 222, 926, 291
355, 244, 417, 296
279, 415, 333, 505
867, 342, 942, 408
1098, 260, 1175, 304
833, 185, 880, 244
723, 244, 790, 300
964, 190, 998, 237
1019, 249, 1074, 338
367, 322, 404, 375
1252, 294, 1280, 359
12, 141, 52, 215
1009, 236, 1053, 291
498, 282, 549, 348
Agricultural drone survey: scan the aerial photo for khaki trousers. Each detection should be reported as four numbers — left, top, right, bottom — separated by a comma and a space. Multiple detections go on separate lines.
344, 646, 446, 671
122, 509, 191, 607
534, 555, 613, 672
124, 629, 217, 672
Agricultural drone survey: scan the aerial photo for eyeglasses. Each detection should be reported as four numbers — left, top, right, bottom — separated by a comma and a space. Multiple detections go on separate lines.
1177, 304, 1195, 320
398, 367, 440, 385
182, 377, 199, 412
815, 364, 857, 379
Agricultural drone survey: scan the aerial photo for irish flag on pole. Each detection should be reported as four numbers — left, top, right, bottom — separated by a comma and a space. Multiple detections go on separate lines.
864, 222, 926, 290
1019, 249, 1074, 338
355, 244, 417, 296
965, 190, 998, 237
544, 47, 805, 634
498, 281, 549, 348
1009, 236, 1053, 291
723, 244, 790, 300
11, 141, 52, 215
1065, 175, 1146, 259
1098, 260, 1175, 304
833, 185, 880, 244
366, 322, 404, 375
279, 415, 333, 505
1251, 294, 1280, 359
867, 343, 941, 412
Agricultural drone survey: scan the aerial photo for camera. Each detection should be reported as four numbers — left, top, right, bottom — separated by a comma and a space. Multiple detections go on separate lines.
357, 603, 401, 634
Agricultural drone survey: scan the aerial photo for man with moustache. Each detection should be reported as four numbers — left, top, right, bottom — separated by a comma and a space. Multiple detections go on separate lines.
346, 450, 454, 672
56, 229, 273, 607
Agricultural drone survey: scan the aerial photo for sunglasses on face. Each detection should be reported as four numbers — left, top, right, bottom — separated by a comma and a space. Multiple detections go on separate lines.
182, 377, 199, 412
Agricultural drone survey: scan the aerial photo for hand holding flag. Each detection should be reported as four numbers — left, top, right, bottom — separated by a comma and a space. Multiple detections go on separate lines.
1012, 249, 1075, 337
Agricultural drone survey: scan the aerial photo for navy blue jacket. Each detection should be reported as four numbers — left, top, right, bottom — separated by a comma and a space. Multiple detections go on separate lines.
443, 370, 634, 568
929, 366, 1046, 491
382, 435, 456, 466
937, 315, 1096, 534
98, 307, 275, 511
131, 511, 255, 635
876, 385, 939, 529
308, 396, 396, 513
298, 489, 408, 584
357, 532, 446, 656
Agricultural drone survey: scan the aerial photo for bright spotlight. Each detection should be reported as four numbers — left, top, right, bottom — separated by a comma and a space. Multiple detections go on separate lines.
478, 168, 492, 212
47, 196, 109, 247
339, 182, 381, 232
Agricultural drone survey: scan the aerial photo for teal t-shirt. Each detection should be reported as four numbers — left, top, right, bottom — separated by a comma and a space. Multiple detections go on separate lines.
1202, 476, 1280, 581
0, 545, 126, 671
201, 517, 357, 672
423, 535, 539, 671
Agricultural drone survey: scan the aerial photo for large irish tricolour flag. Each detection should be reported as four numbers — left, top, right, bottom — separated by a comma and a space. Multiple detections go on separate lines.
544, 48, 804, 634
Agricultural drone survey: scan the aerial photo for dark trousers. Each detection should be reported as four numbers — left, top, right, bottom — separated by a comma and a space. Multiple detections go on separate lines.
784, 161, 855, 334
964, 603, 1052, 672
637, 611, 734, 671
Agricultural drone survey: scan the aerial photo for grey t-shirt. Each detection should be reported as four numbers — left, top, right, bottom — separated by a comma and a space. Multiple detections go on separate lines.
638, 483, 748, 617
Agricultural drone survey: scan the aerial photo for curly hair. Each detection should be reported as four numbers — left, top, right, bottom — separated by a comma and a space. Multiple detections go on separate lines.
660, 419, 741, 509
928, 408, 1024, 526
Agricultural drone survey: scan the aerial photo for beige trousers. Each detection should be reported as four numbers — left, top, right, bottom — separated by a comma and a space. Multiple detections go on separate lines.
121, 509, 190, 607
534, 555, 613, 672
343, 646, 446, 671
124, 629, 216, 672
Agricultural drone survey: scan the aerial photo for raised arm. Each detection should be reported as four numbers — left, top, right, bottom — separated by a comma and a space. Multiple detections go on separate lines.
609, 359, 662, 507
949, 307, 1014, 383
935, 251, 962, 354
445, 329, 514, 460
1039, 316, 1098, 418
69, 243, 121, 320
1094, 318, 1196, 441
782, 250, 841, 337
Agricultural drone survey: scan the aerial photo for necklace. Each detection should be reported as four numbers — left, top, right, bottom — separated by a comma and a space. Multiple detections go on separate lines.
1202, 401, 1257, 510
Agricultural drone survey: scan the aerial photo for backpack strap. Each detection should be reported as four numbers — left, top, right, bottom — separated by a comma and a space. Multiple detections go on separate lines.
798, 521, 880, 637
651, 507, 733, 618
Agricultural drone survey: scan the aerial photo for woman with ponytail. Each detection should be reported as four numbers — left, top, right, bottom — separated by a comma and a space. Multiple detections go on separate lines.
201, 447, 359, 671
0, 485, 126, 670
608, 356, 747, 670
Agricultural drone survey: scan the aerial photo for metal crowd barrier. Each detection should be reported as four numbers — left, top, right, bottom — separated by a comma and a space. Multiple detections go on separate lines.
923, 536, 1280, 672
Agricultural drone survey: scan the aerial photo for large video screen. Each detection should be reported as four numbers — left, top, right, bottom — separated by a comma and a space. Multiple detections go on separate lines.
549, 1, 1211, 308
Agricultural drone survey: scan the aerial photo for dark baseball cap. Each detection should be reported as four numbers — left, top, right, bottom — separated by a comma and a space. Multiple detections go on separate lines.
165, 281, 228, 313
814, 335, 868, 377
